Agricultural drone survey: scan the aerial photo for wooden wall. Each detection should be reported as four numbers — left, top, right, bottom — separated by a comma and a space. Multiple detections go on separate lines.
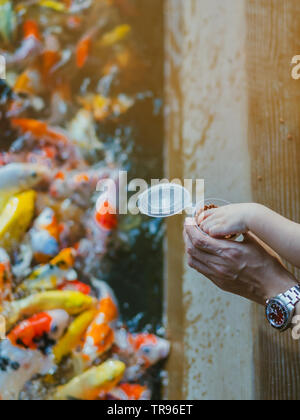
165, 0, 300, 400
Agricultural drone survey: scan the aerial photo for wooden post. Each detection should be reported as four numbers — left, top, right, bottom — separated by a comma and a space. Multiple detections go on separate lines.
165, 0, 300, 400
247, 0, 300, 400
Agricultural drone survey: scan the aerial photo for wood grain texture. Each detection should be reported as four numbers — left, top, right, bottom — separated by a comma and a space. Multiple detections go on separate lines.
165, 0, 254, 400
246, 0, 300, 400
164, 0, 185, 400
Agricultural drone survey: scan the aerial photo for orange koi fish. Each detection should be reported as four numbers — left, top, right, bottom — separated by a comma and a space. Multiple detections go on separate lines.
4, 21, 42, 68
95, 200, 118, 231
8, 309, 70, 351
30, 207, 60, 263
42, 34, 61, 81
106, 383, 151, 401
0, 249, 12, 304
11, 119, 69, 144
76, 20, 105, 69
81, 281, 118, 364
76, 33, 92, 69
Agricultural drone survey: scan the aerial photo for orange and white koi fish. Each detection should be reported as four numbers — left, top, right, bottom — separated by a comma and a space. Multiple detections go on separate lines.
11, 119, 79, 165
8, 309, 70, 352
95, 199, 118, 231
26, 146, 58, 169
42, 34, 61, 81
81, 280, 118, 364
114, 330, 170, 381
0, 248, 12, 304
4, 20, 42, 69
58, 280, 91, 296
106, 383, 151, 401
30, 207, 60, 263
50, 167, 115, 207
0, 339, 53, 400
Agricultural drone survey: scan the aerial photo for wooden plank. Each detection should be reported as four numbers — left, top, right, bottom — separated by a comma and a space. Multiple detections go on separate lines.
164, 0, 185, 400
165, 0, 254, 400
246, 0, 300, 400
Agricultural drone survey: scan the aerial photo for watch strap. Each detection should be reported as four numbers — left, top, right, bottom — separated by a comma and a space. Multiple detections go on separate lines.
278, 284, 300, 311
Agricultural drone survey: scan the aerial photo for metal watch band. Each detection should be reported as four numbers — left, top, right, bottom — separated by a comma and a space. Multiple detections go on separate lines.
278, 284, 300, 310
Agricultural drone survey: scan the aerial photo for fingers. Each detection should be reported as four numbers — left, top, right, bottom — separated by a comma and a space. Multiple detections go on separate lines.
184, 218, 226, 255
196, 208, 215, 224
186, 255, 213, 278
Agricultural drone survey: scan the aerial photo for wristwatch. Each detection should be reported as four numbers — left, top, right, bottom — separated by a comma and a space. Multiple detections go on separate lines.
266, 285, 300, 332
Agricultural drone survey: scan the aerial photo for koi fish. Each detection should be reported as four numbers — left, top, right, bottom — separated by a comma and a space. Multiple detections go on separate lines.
76, 20, 105, 69
49, 82, 71, 125
69, 0, 92, 13
14, 66, 44, 96
29, 207, 60, 263
81, 280, 118, 365
8, 309, 70, 352
4, 20, 42, 69
42, 34, 61, 81
95, 200, 118, 231
0, 0, 17, 44
26, 145, 58, 168
0, 163, 48, 211
18, 248, 76, 293
78, 93, 134, 122
99, 24, 131, 48
11, 118, 71, 146
76, 32, 92, 69
4, 290, 96, 330
58, 280, 91, 295
106, 383, 151, 401
67, 109, 103, 154
0, 339, 53, 400
114, 329, 170, 381
0, 248, 12, 304
54, 359, 125, 400
38, 0, 68, 12
50, 167, 115, 207
53, 308, 97, 364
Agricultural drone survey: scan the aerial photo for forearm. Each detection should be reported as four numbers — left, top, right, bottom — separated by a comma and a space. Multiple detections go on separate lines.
247, 204, 300, 268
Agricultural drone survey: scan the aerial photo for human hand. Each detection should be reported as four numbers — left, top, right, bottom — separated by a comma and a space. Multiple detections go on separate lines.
184, 218, 297, 305
198, 203, 258, 238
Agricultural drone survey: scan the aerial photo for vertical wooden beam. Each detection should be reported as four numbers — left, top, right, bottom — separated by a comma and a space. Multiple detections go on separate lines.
165, 0, 254, 400
246, 0, 300, 400
164, 0, 185, 400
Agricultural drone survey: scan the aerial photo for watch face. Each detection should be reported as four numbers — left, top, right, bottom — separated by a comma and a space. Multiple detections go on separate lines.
266, 299, 289, 330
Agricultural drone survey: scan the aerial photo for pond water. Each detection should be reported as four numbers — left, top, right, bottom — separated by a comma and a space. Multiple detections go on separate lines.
0, 0, 165, 400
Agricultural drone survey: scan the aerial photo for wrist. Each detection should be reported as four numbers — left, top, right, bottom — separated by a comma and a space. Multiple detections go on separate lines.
264, 266, 298, 302
246, 203, 266, 232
